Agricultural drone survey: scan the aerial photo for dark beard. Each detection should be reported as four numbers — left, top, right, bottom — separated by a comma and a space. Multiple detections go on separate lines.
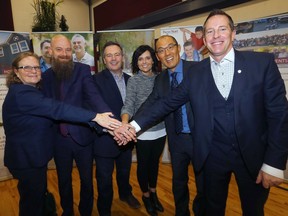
51, 57, 74, 81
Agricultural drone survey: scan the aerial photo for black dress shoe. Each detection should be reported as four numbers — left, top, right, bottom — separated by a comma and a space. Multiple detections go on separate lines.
120, 194, 141, 209
142, 196, 157, 216
150, 192, 164, 212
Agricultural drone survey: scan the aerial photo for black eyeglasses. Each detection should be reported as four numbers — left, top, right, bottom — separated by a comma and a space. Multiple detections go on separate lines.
156, 43, 177, 55
17, 66, 41, 72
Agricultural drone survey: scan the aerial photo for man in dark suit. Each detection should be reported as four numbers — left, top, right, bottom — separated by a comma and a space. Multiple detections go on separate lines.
93, 41, 140, 216
115, 35, 204, 216
3, 51, 121, 216
41, 34, 112, 216
118, 9, 288, 216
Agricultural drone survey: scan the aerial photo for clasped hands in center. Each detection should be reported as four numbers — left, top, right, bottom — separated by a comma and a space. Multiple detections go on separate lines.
108, 123, 137, 145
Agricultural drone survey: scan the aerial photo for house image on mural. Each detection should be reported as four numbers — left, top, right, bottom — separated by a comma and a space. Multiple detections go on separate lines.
0, 32, 31, 75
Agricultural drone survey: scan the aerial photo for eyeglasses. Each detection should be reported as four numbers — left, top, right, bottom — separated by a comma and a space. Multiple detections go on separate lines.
17, 66, 41, 72
156, 44, 177, 55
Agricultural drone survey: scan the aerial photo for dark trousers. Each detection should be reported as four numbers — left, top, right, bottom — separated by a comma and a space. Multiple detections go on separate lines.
10, 166, 47, 216
136, 136, 166, 193
170, 133, 205, 216
94, 149, 133, 216
54, 135, 94, 216
203, 144, 269, 216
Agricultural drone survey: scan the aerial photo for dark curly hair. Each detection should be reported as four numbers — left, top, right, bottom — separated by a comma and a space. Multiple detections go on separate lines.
131, 45, 158, 75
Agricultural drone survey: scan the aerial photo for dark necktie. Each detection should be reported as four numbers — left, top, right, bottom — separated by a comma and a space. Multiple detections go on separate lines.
59, 82, 69, 136
171, 72, 183, 134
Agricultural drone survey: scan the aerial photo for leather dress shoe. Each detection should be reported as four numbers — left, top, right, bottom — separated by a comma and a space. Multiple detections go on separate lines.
142, 196, 157, 216
150, 192, 164, 212
120, 194, 141, 209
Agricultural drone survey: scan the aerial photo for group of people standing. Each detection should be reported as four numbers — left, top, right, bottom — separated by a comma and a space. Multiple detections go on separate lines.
3, 33, 167, 216
114, 8, 288, 216
2, 8, 288, 216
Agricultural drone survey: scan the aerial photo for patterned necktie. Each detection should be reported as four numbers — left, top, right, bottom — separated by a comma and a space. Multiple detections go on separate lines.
171, 72, 183, 134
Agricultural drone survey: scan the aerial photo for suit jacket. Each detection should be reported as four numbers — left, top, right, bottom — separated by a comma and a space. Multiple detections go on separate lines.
136, 60, 197, 152
3, 84, 96, 169
134, 50, 288, 178
42, 62, 110, 146
93, 68, 133, 157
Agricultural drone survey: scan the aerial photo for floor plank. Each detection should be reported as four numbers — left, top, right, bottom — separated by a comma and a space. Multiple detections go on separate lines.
0, 162, 287, 216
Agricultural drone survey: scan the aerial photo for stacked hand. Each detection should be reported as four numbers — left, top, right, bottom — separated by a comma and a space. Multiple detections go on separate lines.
113, 123, 137, 145
93, 112, 122, 130
93, 113, 137, 145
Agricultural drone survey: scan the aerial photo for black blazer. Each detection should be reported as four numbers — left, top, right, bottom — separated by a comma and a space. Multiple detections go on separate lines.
93, 69, 133, 157
134, 51, 288, 177
42, 62, 111, 145
3, 84, 96, 169
135, 60, 197, 152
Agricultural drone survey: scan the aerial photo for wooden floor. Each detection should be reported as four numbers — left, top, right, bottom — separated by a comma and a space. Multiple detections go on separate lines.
0, 162, 287, 216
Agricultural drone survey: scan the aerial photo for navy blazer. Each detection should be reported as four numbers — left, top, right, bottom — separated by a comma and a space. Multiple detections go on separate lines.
135, 60, 197, 152
134, 50, 288, 178
42, 62, 111, 145
3, 84, 96, 169
93, 69, 133, 157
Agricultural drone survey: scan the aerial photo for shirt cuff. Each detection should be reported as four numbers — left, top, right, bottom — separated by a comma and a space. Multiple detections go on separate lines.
130, 120, 141, 133
261, 163, 284, 179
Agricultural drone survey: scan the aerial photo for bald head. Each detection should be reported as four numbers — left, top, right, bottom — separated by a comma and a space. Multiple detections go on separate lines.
49, 34, 73, 62
51, 35, 71, 49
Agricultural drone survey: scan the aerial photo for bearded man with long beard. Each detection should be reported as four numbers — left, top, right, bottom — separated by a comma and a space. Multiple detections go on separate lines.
50, 50, 74, 81
41, 34, 113, 216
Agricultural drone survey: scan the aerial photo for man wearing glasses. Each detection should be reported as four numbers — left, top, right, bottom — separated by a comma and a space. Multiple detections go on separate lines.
118, 9, 288, 216
121, 35, 204, 216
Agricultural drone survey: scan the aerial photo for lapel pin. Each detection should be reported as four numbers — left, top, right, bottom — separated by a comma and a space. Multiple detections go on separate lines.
237, 69, 242, 74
